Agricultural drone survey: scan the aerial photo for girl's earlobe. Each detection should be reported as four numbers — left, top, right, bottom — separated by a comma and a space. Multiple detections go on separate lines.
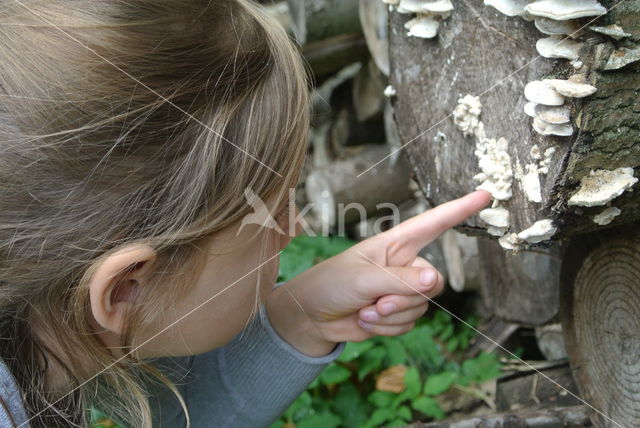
88, 244, 157, 335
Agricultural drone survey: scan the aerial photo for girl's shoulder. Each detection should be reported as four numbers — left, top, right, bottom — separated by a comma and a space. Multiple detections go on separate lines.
0, 358, 29, 427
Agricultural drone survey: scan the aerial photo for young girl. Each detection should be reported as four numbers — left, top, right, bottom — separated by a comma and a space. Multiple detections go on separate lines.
0, 1, 490, 427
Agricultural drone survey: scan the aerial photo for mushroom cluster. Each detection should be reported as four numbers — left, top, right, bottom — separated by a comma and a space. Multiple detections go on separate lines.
384, 0, 454, 39
523, 75, 597, 137
484, 1, 606, 138
524, 0, 604, 137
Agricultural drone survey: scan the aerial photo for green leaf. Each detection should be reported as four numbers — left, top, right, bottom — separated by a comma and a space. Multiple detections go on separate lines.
411, 396, 445, 420
386, 419, 408, 427
332, 383, 370, 427
462, 352, 501, 383
368, 390, 395, 408
390, 389, 412, 409
367, 407, 394, 426
284, 391, 313, 422
357, 346, 386, 381
268, 422, 285, 428
423, 371, 458, 396
446, 336, 460, 353
396, 405, 412, 421
403, 367, 422, 399
308, 376, 320, 389
296, 412, 342, 428
439, 323, 454, 341
337, 340, 375, 363
382, 338, 407, 366
319, 364, 352, 385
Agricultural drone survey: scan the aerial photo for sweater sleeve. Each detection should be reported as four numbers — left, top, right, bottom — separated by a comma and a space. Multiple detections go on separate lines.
148, 304, 345, 428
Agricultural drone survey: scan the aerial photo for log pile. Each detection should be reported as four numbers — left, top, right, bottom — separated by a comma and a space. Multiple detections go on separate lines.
270, 1, 640, 425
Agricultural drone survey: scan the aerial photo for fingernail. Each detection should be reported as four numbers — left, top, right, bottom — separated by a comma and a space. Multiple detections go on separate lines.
360, 309, 379, 322
358, 320, 373, 330
381, 302, 397, 315
420, 269, 436, 287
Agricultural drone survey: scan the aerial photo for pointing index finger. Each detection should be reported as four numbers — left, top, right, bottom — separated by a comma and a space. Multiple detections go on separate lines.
388, 190, 491, 252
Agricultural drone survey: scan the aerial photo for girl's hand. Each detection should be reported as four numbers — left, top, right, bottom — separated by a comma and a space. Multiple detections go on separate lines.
266, 191, 491, 357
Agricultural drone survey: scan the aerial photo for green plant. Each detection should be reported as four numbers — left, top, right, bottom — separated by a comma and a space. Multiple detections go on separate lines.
270, 235, 503, 428
271, 311, 501, 428
278, 235, 356, 282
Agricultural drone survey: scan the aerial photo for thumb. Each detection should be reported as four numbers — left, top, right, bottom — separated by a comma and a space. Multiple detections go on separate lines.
358, 264, 444, 299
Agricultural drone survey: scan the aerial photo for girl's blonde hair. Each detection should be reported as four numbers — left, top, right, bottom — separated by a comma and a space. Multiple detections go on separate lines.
0, 0, 309, 426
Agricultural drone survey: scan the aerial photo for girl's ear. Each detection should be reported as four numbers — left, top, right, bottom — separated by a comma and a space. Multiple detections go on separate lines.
89, 244, 157, 335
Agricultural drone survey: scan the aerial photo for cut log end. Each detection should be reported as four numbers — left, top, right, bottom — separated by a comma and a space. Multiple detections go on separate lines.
562, 229, 640, 427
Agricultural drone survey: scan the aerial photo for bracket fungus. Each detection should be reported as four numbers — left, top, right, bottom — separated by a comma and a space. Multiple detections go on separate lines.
453, 95, 514, 201
397, 0, 454, 39
521, 165, 543, 203
592, 207, 622, 225
525, 0, 606, 21
517, 219, 557, 243
397, 0, 454, 15
384, 85, 397, 97
590, 24, 631, 40
532, 117, 573, 136
452, 94, 482, 137
499, 233, 522, 250
405, 16, 440, 38
535, 104, 571, 124
544, 78, 597, 98
534, 17, 581, 37
603, 47, 640, 71
483, 0, 528, 17
524, 81, 564, 106
568, 167, 638, 207
479, 206, 510, 228
524, 102, 538, 118
538, 147, 556, 174
536, 37, 582, 61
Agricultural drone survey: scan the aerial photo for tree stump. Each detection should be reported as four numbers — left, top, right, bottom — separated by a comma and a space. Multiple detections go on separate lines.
561, 225, 640, 427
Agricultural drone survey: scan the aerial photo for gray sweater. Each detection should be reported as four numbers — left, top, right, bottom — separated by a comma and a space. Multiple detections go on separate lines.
0, 304, 344, 427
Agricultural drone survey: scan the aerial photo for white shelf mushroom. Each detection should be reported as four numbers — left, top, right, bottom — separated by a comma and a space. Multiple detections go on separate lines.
384, 85, 397, 97
534, 17, 582, 37
517, 219, 557, 243
405, 16, 440, 38
590, 24, 631, 40
397, 0, 454, 15
499, 233, 522, 250
397, 0, 454, 39
536, 105, 571, 124
568, 168, 638, 207
524, 102, 538, 118
544, 79, 597, 98
484, 0, 529, 16
593, 207, 621, 225
520, 165, 542, 203
525, 0, 606, 21
524, 81, 565, 106
536, 37, 583, 61
533, 117, 574, 136
479, 206, 510, 228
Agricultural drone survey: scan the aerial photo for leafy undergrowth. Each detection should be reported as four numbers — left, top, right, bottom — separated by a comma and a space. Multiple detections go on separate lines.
269, 312, 501, 428
270, 235, 503, 428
